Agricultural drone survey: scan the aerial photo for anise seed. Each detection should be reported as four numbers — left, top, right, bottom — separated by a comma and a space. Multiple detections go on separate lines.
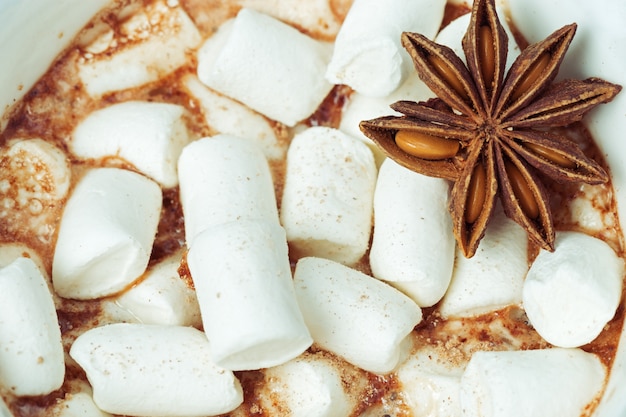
510, 52, 551, 102
504, 160, 539, 218
428, 55, 469, 102
524, 142, 577, 168
395, 130, 460, 160
479, 25, 496, 90
465, 163, 487, 224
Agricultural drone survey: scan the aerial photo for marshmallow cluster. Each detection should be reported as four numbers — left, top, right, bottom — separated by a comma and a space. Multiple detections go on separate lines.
179, 135, 312, 371
0, 0, 624, 416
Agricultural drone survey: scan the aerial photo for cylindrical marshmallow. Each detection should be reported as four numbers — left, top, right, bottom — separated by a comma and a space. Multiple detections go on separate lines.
0, 257, 64, 396
104, 250, 201, 327
183, 75, 286, 161
396, 346, 463, 417
178, 135, 279, 246
71, 101, 191, 188
187, 220, 312, 371
438, 206, 529, 318
0, 397, 12, 417
280, 127, 376, 266
197, 8, 333, 126
326, 0, 445, 97
293, 257, 422, 374
52, 167, 162, 299
523, 231, 624, 348
78, 5, 201, 97
260, 352, 356, 417
370, 159, 455, 307
70, 323, 243, 417
460, 348, 606, 417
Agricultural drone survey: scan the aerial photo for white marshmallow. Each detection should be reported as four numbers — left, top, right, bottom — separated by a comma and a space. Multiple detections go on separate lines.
237, 0, 343, 40
70, 323, 243, 417
438, 207, 528, 318
182, 75, 285, 161
177, 135, 279, 246
260, 353, 355, 417
326, 0, 445, 97
104, 250, 201, 327
49, 382, 113, 417
71, 101, 191, 188
52, 168, 162, 299
280, 127, 376, 266
78, 4, 201, 96
339, 73, 434, 166
187, 220, 312, 371
460, 348, 606, 417
293, 257, 422, 374
370, 159, 455, 307
197, 8, 333, 126
0, 257, 64, 396
396, 346, 463, 417
523, 231, 624, 348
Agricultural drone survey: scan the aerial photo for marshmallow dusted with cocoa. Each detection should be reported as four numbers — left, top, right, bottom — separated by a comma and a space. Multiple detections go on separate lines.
52, 168, 162, 299
71, 101, 191, 188
70, 323, 243, 417
78, 2, 202, 97
0, 257, 64, 396
370, 158, 455, 307
178, 135, 279, 246
460, 348, 606, 417
293, 257, 422, 374
187, 220, 312, 371
197, 8, 333, 126
326, 0, 445, 97
280, 127, 376, 266
523, 231, 624, 348
438, 206, 529, 318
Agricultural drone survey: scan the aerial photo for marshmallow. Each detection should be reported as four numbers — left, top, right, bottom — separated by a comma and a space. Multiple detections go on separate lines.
49, 382, 113, 417
177, 135, 279, 245
293, 257, 422, 374
339, 73, 434, 166
78, 3, 201, 96
0, 242, 47, 277
182, 75, 285, 161
460, 348, 606, 417
52, 168, 162, 299
237, 0, 343, 40
187, 220, 312, 371
70, 323, 243, 417
0, 257, 64, 396
438, 206, 528, 318
71, 101, 191, 188
280, 127, 376, 266
103, 250, 201, 327
370, 159, 455, 307
260, 352, 356, 417
197, 8, 333, 126
396, 346, 463, 417
326, 0, 445, 97
523, 231, 624, 348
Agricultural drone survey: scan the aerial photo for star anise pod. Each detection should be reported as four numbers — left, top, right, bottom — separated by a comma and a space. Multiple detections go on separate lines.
359, 0, 621, 258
